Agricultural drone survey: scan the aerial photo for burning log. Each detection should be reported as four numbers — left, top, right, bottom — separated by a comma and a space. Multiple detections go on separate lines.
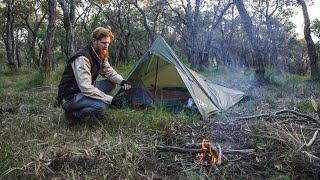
156, 146, 205, 154
156, 145, 254, 155
156, 140, 255, 167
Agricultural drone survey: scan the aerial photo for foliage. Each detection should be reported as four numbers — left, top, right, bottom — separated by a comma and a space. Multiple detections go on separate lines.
311, 18, 320, 41
1, 0, 317, 78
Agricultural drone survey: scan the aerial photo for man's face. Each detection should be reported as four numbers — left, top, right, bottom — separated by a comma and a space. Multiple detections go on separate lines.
92, 36, 111, 59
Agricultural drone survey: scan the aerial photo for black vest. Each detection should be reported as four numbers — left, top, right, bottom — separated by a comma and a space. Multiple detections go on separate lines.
56, 44, 102, 103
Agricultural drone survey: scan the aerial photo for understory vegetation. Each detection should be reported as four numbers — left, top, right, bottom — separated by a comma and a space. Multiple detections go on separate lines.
0, 65, 319, 179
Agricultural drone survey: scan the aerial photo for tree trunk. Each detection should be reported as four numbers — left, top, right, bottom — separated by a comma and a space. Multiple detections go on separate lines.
234, 0, 265, 82
297, 0, 319, 80
41, 0, 56, 76
4, 0, 16, 70
202, 1, 232, 69
15, 30, 21, 68
117, 0, 131, 64
22, 12, 46, 69
127, 0, 155, 43
186, 0, 201, 70
58, 0, 75, 58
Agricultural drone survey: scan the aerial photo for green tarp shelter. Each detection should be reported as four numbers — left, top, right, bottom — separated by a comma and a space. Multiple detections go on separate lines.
117, 36, 245, 120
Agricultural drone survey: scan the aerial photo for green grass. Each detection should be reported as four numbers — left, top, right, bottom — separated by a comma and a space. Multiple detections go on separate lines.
1, 66, 319, 179
0, 66, 200, 179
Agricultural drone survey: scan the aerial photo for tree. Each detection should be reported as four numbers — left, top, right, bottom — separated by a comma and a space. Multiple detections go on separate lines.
58, 0, 76, 58
16, 0, 47, 68
297, 0, 319, 79
202, 0, 232, 69
41, 0, 57, 75
234, 0, 265, 82
311, 18, 320, 41
126, 0, 156, 43
4, 0, 16, 70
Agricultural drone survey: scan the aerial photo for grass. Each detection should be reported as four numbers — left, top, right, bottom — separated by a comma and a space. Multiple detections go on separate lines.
0, 66, 199, 179
0, 65, 319, 179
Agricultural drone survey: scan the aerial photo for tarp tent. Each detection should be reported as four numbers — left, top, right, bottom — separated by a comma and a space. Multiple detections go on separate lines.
116, 36, 245, 120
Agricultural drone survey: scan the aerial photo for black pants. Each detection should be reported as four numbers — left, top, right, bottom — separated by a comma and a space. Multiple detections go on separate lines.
62, 80, 115, 119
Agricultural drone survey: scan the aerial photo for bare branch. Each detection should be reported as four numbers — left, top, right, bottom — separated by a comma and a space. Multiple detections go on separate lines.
306, 130, 318, 147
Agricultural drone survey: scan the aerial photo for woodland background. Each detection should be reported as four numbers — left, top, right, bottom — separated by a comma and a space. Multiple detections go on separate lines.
1, 0, 320, 179
1, 0, 319, 80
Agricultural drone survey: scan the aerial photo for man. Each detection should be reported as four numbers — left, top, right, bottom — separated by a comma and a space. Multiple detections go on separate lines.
57, 26, 131, 127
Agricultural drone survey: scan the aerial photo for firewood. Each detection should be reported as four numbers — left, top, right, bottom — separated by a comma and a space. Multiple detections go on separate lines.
155, 146, 205, 154
216, 144, 222, 165
156, 145, 255, 155
311, 95, 319, 115
236, 109, 319, 123
306, 130, 319, 147
301, 151, 320, 167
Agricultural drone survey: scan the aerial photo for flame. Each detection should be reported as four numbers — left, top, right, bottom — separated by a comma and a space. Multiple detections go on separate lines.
196, 139, 217, 166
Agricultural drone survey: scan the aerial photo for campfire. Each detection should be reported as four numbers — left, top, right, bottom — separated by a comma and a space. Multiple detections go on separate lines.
156, 139, 255, 169
196, 139, 218, 167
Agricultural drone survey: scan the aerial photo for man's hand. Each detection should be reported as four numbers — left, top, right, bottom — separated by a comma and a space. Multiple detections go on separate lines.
120, 80, 131, 91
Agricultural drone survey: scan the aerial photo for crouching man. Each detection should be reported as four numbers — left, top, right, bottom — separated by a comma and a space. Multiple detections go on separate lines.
56, 26, 131, 127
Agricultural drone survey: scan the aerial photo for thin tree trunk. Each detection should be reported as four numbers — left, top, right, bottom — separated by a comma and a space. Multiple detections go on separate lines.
202, 1, 232, 69
186, 0, 201, 70
127, 0, 155, 43
58, 0, 75, 58
4, 0, 16, 70
234, 0, 265, 82
41, 0, 56, 76
15, 30, 21, 68
297, 0, 319, 80
21, 8, 46, 69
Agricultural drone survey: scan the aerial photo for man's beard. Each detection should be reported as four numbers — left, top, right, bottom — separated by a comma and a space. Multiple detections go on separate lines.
99, 49, 108, 59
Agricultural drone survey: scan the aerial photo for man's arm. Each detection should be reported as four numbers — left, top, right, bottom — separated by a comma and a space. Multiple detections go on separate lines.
71, 56, 113, 104
99, 60, 124, 85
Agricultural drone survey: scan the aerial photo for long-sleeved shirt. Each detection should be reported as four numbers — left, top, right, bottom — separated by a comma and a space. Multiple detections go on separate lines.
71, 56, 124, 104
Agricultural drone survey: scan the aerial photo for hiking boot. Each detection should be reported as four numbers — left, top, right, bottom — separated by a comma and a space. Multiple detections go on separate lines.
64, 112, 81, 128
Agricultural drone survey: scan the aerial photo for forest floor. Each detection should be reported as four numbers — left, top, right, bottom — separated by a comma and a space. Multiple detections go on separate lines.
0, 67, 320, 179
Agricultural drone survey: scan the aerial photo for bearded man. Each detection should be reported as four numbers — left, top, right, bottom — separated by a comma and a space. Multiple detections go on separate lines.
57, 26, 131, 127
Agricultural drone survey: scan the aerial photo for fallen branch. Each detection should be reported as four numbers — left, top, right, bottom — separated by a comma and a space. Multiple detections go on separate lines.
216, 144, 222, 165
306, 130, 319, 147
236, 109, 319, 123
301, 151, 320, 167
275, 109, 318, 122
156, 145, 255, 155
222, 149, 255, 155
156, 146, 205, 154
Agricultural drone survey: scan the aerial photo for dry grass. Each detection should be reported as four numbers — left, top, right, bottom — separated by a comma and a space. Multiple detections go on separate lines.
1, 67, 320, 179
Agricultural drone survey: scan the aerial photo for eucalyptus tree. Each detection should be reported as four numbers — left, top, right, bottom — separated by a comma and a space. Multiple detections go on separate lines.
89, 0, 135, 63
96, 0, 135, 63
254, 0, 293, 68
40, 0, 57, 75
126, 0, 157, 43
165, 0, 233, 70
15, 0, 47, 68
75, 0, 94, 48
4, 0, 16, 70
233, 0, 267, 82
201, 0, 233, 69
311, 19, 320, 43
297, 0, 319, 80
58, 0, 76, 58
